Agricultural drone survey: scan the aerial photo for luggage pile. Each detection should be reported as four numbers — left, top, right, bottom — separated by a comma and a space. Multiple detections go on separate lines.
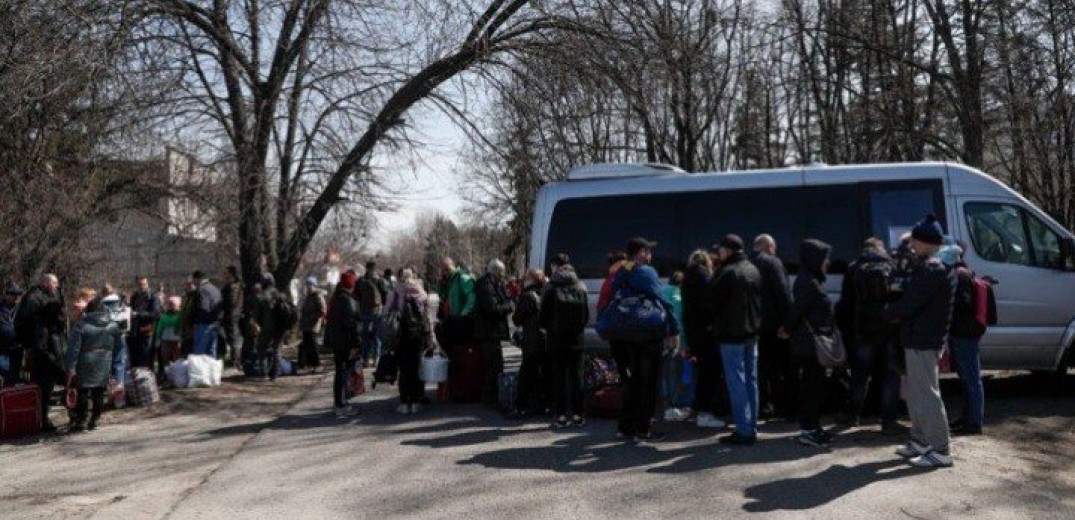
583, 354, 623, 419
167, 354, 224, 388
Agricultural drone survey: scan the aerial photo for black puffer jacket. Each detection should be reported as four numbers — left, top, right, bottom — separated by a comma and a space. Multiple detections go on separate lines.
751, 252, 792, 335
512, 284, 545, 356
786, 240, 835, 361
324, 289, 360, 353
851, 248, 897, 344
681, 263, 714, 349
881, 255, 956, 351
474, 274, 514, 342
709, 252, 763, 343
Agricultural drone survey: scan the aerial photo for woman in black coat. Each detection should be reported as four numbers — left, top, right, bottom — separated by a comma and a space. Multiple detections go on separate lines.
781, 239, 835, 448
325, 271, 361, 417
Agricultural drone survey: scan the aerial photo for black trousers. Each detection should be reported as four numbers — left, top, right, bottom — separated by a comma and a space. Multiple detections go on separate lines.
299, 330, 321, 369
759, 331, 797, 418
618, 341, 662, 436
397, 336, 424, 404
29, 349, 64, 426
481, 338, 504, 406
73, 386, 106, 426
691, 334, 721, 415
551, 349, 583, 418
517, 352, 547, 412
797, 359, 827, 431
609, 341, 630, 388
333, 349, 350, 408
129, 332, 154, 371
257, 335, 282, 379
220, 318, 243, 366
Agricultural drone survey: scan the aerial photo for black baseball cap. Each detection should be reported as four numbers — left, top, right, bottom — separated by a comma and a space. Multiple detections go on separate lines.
626, 237, 657, 255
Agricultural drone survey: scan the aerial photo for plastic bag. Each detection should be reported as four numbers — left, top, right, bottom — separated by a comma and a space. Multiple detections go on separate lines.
420, 347, 450, 383
168, 359, 191, 388
187, 354, 218, 387
209, 357, 223, 385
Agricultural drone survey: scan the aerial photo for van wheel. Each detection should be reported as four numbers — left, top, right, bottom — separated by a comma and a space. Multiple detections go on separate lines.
1035, 348, 1073, 396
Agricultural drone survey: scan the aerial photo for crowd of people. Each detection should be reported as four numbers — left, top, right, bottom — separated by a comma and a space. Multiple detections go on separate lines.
1, 213, 988, 472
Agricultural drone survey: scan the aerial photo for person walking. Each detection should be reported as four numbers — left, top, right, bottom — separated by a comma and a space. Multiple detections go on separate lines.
384, 268, 436, 414
356, 262, 384, 367
842, 238, 904, 433
474, 259, 515, 406
709, 235, 764, 446
512, 268, 547, 417
751, 234, 794, 421
189, 270, 223, 358
298, 277, 326, 372
15, 274, 67, 433
0, 282, 24, 384
325, 271, 361, 417
220, 266, 244, 368
683, 250, 724, 428
128, 277, 162, 371
540, 255, 590, 429
882, 214, 957, 469
943, 244, 986, 436
607, 238, 680, 442
64, 298, 127, 433
781, 239, 836, 448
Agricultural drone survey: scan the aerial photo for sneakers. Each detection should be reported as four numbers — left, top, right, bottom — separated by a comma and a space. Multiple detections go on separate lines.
552, 416, 570, 429
634, 431, 667, 443
718, 432, 757, 445
570, 415, 586, 428
909, 450, 954, 468
896, 439, 930, 459
615, 430, 632, 440
410, 404, 424, 414
664, 408, 690, 422
696, 413, 727, 429
798, 429, 830, 448
397, 404, 412, 415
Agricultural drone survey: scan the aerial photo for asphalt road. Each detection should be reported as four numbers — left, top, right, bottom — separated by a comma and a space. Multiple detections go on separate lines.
2, 350, 1074, 520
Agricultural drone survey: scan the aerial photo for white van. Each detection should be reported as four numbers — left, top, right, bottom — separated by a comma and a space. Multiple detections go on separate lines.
528, 162, 1075, 373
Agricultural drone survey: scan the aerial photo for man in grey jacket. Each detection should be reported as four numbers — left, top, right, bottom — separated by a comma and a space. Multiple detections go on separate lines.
882, 214, 956, 469
190, 270, 223, 358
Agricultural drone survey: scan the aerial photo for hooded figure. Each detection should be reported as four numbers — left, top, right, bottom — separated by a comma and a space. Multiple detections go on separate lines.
785, 239, 834, 361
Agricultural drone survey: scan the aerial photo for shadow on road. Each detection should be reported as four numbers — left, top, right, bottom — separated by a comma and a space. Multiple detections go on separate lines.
741, 459, 918, 512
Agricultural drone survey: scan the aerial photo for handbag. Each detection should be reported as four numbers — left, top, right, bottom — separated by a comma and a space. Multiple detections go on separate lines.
806, 322, 847, 369
346, 360, 366, 398
595, 275, 668, 343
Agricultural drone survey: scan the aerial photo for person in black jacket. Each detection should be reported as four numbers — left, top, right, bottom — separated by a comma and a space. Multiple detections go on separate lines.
882, 214, 956, 469
15, 274, 66, 433
751, 234, 794, 421
474, 259, 515, 406
839, 238, 904, 433
325, 271, 361, 417
944, 244, 986, 436
709, 234, 764, 445
780, 239, 835, 448
219, 266, 244, 368
683, 249, 727, 428
512, 268, 547, 417
540, 256, 590, 428
0, 282, 24, 384
128, 277, 162, 371
189, 270, 223, 358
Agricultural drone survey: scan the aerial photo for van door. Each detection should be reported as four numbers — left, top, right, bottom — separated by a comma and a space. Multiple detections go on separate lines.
958, 199, 1075, 369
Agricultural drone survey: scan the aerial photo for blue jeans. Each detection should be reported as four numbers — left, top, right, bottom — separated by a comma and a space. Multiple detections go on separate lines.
193, 323, 220, 358
361, 314, 381, 363
721, 341, 759, 437
951, 336, 984, 428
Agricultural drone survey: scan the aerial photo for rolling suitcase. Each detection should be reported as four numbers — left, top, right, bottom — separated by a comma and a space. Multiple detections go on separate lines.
1, 384, 42, 440
438, 344, 483, 404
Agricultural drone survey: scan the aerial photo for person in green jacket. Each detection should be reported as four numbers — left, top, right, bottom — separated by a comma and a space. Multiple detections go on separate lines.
65, 298, 127, 433
436, 257, 476, 355
153, 296, 184, 381
661, 272, 693, 421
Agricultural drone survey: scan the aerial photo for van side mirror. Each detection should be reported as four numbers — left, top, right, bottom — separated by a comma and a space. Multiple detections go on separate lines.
1062, 238, 1075, 271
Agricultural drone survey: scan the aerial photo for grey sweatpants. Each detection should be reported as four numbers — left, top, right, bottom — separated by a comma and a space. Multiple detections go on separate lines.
905, 348, 951, 453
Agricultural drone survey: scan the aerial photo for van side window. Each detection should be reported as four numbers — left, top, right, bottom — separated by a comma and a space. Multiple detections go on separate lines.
1025, 212, 1065, 269
965, 203, 1034, 266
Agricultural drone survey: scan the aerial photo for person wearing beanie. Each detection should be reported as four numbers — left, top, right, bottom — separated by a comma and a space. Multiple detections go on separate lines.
882, 214, 957, 468
298, 277, 327, 372
708, 234, 764, 445
325, 270, 361, 416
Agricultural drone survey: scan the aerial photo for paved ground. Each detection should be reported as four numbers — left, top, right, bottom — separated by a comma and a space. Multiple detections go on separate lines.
2, 349, 1074, 520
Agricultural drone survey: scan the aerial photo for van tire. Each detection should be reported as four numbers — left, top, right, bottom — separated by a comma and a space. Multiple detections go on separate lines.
1035, 347, 1073, 396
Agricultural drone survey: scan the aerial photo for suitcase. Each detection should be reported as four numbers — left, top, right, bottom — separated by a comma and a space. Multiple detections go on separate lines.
586, 385, 624, 419
1, 384, 42, 440
497, 372, 518, 415
125, 368, 161, 407
372, 351, 397, 388
439, 344, 483, 404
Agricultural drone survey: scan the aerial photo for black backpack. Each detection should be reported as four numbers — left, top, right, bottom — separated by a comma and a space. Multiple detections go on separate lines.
551, 285, 589, 339
855, 260, 893, 305
399, 297, 428, 340
273, 294, 298, 332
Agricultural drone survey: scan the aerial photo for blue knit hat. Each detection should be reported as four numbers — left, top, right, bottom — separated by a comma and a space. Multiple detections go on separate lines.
911, 214, 945, 246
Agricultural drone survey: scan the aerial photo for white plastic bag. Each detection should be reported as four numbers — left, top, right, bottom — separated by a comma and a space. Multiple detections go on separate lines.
187, 354, 216, 388
209, 357, 223, 386
420, 347, 450, 383
167, 359, 190, 388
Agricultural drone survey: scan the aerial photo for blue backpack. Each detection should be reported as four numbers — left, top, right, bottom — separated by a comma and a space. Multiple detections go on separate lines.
595, 269, 668, 343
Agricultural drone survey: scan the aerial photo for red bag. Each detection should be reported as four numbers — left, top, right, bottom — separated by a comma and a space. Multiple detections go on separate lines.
346, 361, 366, 398
938, 348, 953, 373
1, 384, 42, 440
440, 344, 484, 404
587, 385, 624, 419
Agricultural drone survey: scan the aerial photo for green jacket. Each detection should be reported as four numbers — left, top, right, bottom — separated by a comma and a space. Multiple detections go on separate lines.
153, 311, 183, 346
438, 269, 475, 318
66, 312, 126, 388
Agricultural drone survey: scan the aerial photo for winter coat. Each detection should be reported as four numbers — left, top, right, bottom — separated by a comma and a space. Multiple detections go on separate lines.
474, 274, 514, 342
221, 281, 243, 324
881, 255, 956, 351
438, 269, 476, 318
356, 274, 383, 315
708, 253, 762, 343
663, 285, 684, 345
153, 311, 183, 347
15, 285, 65, 368
512, 284, 545, 357
129, 289, 162, 334
751, 252, 792, 335
605, 261, 679, 339
65, 311, 126, 388
190, 281, 223, 325
841, 248, 898, 344
300, 291, 327, 333
539, 265, 590, 349
785, 240, 835, 361
324, 289, 361, 353
950, 264, 982, 339
255, 287, 283, 342
385, 281, 436, 344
